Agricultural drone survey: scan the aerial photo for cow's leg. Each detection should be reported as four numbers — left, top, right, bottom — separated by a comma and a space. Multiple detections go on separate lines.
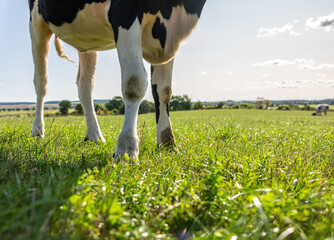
114, 19, 148, 161
151, 59, 176, 148
76, 51, 105, 142
30, 13, 52, 137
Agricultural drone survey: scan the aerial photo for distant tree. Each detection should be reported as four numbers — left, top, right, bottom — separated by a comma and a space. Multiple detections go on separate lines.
139, 100, 154, 114
75, 103, 84, 115
289, 103, 297, 110
110, 109, 119, 115
105, 96, 124, 112
264, 100, 272, 109
217, 101, 225, 109
256, 97, 265, 109
240, 103, 255, 109
247, 104, 255, 109
193, 101, 204, 110
302, 104, 312, 111
170, 95, 192, 111
59, 100, 72, 115
277, 105, 291, 111
95, 104, 106, 115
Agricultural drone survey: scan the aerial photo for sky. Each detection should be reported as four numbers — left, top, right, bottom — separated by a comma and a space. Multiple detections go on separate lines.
0, 0, 333, 102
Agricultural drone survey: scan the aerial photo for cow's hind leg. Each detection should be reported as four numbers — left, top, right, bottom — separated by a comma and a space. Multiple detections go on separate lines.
30, 11, 52, 137
76, 51, 105, 142
151, 59, 176, 148
114, 19, 148, 161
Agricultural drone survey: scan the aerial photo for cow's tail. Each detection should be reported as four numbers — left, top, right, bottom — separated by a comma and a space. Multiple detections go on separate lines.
54, 36, 75, 64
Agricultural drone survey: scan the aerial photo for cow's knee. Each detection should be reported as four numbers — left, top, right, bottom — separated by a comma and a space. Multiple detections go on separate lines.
124, 74, 147, 102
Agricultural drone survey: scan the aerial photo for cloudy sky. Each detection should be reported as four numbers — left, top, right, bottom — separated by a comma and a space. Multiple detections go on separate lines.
0, 0, 333, 102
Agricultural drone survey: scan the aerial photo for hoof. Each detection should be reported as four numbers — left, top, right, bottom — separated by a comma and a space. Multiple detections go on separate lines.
32, 127, 44, 138
114, 132, 139, 163
84, 135, 106, 143
113, 153, 139, 165
158, 127, 176, 151
113, 150, 139, 165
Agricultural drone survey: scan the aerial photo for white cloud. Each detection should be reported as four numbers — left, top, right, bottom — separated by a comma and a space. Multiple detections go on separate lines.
315, 73, 327, 78
257, 21, 303, 38
200, 71, 208, 76
306, 12, 334, 32
227, 72, 234, 76
264, 80, 303, 89
253, 59, 334, 70
263, 79, 334, 90
262, 73, 272, 78
257, 12, 334, 38
253, 59, 289, 67
300, 63, 334, 70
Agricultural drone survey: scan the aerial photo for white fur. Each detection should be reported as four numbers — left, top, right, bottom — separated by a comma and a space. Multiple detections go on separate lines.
114, 19, 148, 160
30, 1, 52, 137
77, 51, 105, 142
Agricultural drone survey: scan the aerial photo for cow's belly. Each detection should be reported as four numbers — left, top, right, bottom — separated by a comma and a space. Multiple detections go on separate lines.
47, 1, 116, 52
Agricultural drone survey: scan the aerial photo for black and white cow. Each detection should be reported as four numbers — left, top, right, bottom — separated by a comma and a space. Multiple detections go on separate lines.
314, 104, 329, 116
28, 0, 206, 161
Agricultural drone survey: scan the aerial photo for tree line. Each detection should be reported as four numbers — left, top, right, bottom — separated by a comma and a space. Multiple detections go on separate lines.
58, 94, 325, 116
58, 95, 226, 116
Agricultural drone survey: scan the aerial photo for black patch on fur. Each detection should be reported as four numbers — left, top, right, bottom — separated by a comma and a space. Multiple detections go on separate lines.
109, 0, 206, 42
29, 0, 36, 21
38, 0, 107, 26
29, 0, 35, 11
152, 17, 167, 48
166, 103, 170, 117
152, 83, 160, 124
183, 0, 207, 16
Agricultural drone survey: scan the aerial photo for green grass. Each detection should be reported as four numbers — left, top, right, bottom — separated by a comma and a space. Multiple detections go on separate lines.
0, 109, 333, 239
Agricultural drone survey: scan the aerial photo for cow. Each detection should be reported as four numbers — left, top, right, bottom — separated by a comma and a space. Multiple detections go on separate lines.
28, 0, 206, 161
314, 104, 329, 116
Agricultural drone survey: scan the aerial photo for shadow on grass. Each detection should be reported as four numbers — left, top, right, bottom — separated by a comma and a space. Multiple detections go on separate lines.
0, 134, 111, 240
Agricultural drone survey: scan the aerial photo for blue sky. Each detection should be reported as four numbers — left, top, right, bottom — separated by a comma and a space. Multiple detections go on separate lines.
0, 0, 333, 102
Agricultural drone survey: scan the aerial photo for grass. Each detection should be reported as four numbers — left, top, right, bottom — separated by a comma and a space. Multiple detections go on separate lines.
0, 109, 333, 239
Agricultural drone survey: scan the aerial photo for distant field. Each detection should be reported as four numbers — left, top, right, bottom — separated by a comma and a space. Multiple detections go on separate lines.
0, 109, 333, 239
0, 109, 69, 117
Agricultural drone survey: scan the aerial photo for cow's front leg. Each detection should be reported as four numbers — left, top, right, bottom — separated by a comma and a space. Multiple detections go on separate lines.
114, 19, 148, 161
76, 51, 105, 142
151, 60, 176, 148
30, 12, 52, 137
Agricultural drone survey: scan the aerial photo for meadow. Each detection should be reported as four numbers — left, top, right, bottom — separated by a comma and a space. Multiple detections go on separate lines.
0, 109, 333, 239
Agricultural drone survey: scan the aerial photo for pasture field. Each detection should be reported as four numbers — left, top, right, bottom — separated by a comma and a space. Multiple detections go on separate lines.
0, 109, 333, 239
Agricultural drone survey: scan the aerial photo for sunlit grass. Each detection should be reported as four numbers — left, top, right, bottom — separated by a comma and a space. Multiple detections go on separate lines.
0, 109, 333, 239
